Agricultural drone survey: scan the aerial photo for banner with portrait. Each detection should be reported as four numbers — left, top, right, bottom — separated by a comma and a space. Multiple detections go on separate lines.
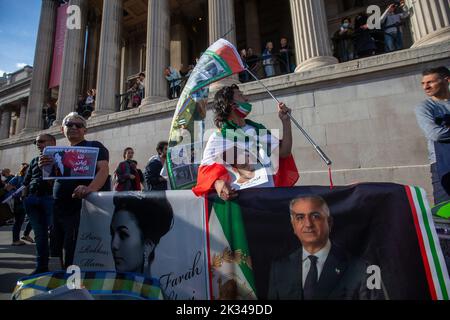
74, 190, 209, 300
74, 184, 450, 300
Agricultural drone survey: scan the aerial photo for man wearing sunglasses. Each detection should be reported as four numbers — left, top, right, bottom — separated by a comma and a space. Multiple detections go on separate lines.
22, 134, 56, 274
39, 112, 110, 269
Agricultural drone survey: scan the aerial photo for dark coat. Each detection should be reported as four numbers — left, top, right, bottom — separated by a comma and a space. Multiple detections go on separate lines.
267, 244, 385, 300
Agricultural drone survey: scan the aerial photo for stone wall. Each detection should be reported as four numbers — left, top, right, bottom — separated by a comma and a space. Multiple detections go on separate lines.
1, 42, 449, 204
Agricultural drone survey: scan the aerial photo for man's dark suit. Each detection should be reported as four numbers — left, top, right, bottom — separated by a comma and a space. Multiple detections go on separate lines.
268, 244, 384, 300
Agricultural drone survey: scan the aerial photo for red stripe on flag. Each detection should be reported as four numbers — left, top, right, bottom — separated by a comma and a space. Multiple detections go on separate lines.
274, 154, 299, 187
192, 163, 230, 196
204, 196, 214, 300
404, 186, 437, 300
214, 45, 244, 74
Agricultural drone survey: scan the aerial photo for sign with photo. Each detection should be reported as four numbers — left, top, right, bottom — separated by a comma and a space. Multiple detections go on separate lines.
42, 146, 99, 180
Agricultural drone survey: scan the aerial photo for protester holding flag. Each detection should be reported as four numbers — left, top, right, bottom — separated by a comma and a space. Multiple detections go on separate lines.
167, 39, 299, 193
192, 84, 299, 200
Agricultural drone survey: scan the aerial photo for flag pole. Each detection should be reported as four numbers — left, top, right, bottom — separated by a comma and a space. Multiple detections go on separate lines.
245, 67, 332, 166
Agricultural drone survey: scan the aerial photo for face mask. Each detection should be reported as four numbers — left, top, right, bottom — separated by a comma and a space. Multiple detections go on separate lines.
342, 23, 349, 28
234, 102, 252, 118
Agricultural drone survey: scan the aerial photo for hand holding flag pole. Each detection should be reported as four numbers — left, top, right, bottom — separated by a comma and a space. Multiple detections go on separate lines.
245, 67, 332, 166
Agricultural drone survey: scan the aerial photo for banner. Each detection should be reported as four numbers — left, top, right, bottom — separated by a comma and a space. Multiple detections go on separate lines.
48, 4, 68, 89
73, 191, 209, 300
58, 184, 450, 300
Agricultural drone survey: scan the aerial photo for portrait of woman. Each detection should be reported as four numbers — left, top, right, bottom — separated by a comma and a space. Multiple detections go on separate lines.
110, 193, 174, 276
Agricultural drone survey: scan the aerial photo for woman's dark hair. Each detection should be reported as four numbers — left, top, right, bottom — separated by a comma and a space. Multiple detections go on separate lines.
213, 84, 239, 128
123, 147, 133, 159
113, 193, 174, 247
341, 17, 351, 24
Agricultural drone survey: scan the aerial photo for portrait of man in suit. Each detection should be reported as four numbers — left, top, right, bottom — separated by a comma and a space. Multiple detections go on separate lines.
267, 195, 385, 300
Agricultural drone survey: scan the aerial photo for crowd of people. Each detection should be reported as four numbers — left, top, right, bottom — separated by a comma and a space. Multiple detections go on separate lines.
332, 1, 410, 63
124, 72, 145, 109
238, 37, 295, 83
0, 109, 172, 275
76, 88, 96, 119
0, 63, 449, 294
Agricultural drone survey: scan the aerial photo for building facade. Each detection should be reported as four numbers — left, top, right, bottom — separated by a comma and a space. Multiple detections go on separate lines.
0, 0, 450, 203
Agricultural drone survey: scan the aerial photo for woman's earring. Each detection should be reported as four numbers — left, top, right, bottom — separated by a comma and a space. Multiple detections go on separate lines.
143, 242, 154, 276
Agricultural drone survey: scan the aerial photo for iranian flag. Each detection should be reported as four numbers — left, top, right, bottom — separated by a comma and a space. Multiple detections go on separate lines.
405, 186, 450, 300
191, 124, 299, 196
207, 198, 257, 300
167, 39, 246, 190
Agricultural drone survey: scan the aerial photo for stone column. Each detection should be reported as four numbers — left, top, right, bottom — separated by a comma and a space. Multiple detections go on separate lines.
170, 24, 189, 71
23, 0, 57, 133
83, 10, 101, 94
290, 0, 338, 72
0, 110, 12, 139
140, 0, 170, 106
208, 0, 239, 87
55, 0, 88, 125
120, 40, 127, 95
408, 0, 450, 47
93, 0, 123, 116
244, 0, 261, 54
208, 0, 237, 45
17, 103, 27, 132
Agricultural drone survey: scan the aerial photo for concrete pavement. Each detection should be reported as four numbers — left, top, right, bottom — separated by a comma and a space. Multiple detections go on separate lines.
0, 225, 36, 300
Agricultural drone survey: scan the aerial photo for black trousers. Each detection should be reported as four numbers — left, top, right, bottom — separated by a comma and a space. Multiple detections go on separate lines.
431, 163, 450, 205
51, 200, 81, 269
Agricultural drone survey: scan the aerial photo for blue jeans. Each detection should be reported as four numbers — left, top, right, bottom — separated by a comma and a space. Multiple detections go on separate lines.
24, 195, 54, 269
264, 65, 275, 77
385, 32, 403, 52
12, 199, 32, 242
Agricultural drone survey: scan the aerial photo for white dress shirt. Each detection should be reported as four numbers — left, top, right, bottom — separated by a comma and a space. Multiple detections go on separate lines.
302, 240, 332, 288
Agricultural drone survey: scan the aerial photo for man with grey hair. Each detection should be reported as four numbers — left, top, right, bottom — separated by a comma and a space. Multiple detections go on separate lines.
268, 195, 384, 300
39, 112, 110, 268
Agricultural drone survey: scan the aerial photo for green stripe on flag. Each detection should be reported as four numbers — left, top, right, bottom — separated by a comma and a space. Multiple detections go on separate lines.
205, 50, 232, 74
190, 51, 232, 92
213, 199, 257, 294
414, 187, 449, 300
